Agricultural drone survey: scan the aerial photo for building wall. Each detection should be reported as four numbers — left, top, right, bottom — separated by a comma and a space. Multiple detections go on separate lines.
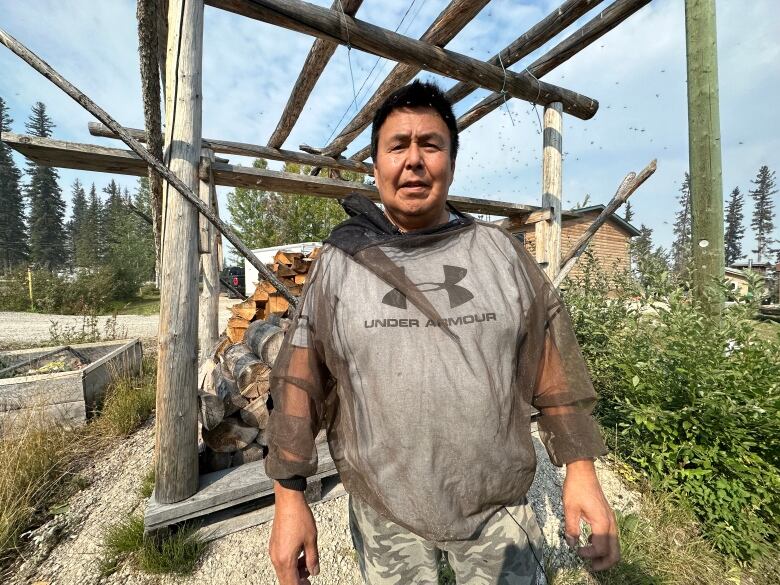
508, 211, 632, 281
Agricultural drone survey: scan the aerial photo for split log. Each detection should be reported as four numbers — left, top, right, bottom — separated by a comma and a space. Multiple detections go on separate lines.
240, 397, 270, 428
201, 416, 259, 453
230, 298, 257, 321
231, 442, 265, 466
198, 362, 226, 431
244, 320, 285, 367
226, 317, 250, 343
272, 263, 297, 278
222, 343, 271, 395
267, 294, 290, 317
274, 250, 304, 266
223, 382, 248, 417
202, 447, 232, 472
294, 274, 307, 285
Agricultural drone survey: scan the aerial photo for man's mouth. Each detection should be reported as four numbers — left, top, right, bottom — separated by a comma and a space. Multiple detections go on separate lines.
399, 181, 430, 189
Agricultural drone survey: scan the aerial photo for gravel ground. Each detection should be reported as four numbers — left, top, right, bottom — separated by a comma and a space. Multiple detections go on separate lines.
7, 421, 639, 585
0, 297, 234, 346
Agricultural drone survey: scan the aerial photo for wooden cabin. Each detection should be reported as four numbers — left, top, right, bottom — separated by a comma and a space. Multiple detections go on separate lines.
500, 205, 640, 280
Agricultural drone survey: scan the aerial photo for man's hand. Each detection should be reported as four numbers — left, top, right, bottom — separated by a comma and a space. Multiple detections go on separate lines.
269, 482, 319, 584
562, 459, 620, 571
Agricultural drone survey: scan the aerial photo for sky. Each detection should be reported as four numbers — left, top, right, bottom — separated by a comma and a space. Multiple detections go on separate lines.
1, 0, 778, 255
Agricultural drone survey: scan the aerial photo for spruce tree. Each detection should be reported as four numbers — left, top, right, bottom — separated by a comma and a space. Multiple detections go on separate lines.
723, 186, 745, 266
671, 173, 692, 276
67, 179, 90, 268
750, 165, 777, 262
623, 200, 634, 223
0, 97, 29, 271
24, 102, 66, 269
631, 223, 669, 289
83, 183, 103, 266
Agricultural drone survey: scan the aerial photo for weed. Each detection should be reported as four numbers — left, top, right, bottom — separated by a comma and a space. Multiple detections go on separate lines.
92, 356, 156, 437
139, 467, 155, 499
101, 516, 205, 576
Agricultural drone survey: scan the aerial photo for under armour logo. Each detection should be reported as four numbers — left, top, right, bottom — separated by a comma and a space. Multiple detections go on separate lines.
382, 265, 474, 310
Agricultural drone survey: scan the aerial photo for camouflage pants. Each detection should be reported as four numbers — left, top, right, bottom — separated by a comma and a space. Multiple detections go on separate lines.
349, 495, 545, 585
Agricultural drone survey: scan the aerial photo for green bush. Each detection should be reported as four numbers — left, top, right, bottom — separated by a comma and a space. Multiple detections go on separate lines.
0, 267, 140, 314
564, 261, 780, 562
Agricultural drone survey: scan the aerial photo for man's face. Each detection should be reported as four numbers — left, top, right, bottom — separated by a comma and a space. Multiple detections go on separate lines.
373, 107, 455, 228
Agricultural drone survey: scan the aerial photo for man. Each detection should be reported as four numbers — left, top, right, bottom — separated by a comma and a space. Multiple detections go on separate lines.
266, 81, 619, 585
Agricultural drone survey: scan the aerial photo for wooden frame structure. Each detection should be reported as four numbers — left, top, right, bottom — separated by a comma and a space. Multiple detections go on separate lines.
0, 0, 656, 533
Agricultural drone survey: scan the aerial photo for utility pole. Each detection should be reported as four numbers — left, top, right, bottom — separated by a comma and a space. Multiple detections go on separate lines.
685, 0, 724, 316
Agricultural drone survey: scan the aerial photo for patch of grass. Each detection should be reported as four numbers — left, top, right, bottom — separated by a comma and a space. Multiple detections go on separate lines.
109, 294, 160, 317
753, 319, 780, 342
101, 515, 205, 576
546, 490, 754, 585
92, 356, 157, 437
438, 552, 456, 585
0, 355, 157, 567
0, 420, 77, 563
139, 467, 155, 499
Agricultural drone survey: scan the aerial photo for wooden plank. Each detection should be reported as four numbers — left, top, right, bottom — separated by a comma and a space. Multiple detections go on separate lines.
320, 0, 491, 156
145, 440, 334, 530
456, 0, 651, 132
1, 132, 539, 217
88, 123, 375, 176
195, 477, 346, 542
349, 0, 602, 161
267, 0, 363, 149
537, 102, 563, 279
154, 0, 203, 505
205, 0, 599, 120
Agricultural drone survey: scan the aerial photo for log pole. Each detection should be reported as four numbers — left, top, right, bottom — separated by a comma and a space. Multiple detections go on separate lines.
198, 148, 220, 365
685, 0, 724, 315
155, 0, 204, 503
537, 102, 563, 279
553, 160, 657, 288
205, 0, 598, 120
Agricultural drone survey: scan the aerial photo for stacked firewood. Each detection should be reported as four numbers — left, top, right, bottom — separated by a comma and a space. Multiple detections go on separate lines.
226, 248, 321, 343
197, 247, 320, 473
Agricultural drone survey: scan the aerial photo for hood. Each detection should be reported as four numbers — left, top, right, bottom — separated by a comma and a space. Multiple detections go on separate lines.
325, 193, 474, 256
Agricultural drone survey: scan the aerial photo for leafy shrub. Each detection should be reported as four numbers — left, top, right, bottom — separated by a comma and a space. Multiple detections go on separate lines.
0, 267, 141, 314
564, 262, 780, 562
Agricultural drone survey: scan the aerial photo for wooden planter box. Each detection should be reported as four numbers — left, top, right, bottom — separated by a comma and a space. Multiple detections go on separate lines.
0, 338, 143, 435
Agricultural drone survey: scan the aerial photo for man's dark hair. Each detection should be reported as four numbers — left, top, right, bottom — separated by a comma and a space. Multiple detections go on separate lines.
370, 80, 459, 162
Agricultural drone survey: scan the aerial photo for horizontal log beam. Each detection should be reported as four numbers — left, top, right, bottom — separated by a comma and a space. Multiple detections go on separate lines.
319, 0, 491, 157
1, 132, 539, 217
88, 122, 374, 175
266, 0, 363, 149
204, 0, 599, 120
349, 0, 603, 161
457, 0, 651, 132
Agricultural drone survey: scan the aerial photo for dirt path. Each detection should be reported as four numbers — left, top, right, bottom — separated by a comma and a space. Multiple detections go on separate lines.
0, 298, 234, 346
8, 421, 639, 585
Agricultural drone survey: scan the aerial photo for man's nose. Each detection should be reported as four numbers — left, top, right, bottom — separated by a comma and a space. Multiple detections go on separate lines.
405, 143, 423, 168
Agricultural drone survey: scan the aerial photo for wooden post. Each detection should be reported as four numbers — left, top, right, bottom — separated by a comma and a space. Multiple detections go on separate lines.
536, 102, 563, 279
685, 0, 724, 315
154, 0, 203, 504
199, 148, 220, 365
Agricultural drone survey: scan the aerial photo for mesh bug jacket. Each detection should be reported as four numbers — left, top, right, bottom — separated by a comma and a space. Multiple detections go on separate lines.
265, 194, 606, 541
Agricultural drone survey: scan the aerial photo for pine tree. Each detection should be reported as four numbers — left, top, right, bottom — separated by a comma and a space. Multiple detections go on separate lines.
0, 97, 29, 272
83, 183, 103, 266
24, 102, 66, 269
671, 173, 692, 276
67, 179, 90, 268
623, 200, 634, 223
749, 165, 777, 262
723, 186, 745, 266
631, 223, 669, 289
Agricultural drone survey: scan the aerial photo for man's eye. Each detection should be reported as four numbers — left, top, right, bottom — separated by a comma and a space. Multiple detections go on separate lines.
390, 144, 404, 151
